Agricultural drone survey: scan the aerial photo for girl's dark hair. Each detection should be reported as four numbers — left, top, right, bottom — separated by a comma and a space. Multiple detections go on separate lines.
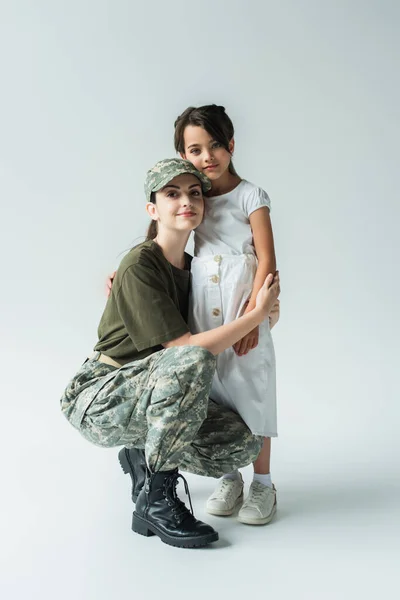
174, 104, 238, 175
146, 192, 158, 240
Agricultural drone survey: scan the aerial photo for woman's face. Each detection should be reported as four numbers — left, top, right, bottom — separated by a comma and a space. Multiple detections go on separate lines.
147, 173, 204, 233
181, 125, 234, 181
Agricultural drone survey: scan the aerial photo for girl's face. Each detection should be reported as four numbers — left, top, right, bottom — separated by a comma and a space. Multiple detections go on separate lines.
181, 125, 234, 181
147, 173, 204, 234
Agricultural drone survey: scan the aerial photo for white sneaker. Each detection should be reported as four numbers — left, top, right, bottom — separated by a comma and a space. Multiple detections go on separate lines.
206, 475, 244, 516
237, 482, 277, 525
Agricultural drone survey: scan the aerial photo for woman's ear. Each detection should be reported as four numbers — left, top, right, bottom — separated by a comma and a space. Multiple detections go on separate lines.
146, 202, 158, 220
229, 138, 235, 155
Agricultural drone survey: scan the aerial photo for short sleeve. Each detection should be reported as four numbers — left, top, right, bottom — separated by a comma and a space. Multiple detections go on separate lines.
116, 263, 189, 352
244, 187, 271, 218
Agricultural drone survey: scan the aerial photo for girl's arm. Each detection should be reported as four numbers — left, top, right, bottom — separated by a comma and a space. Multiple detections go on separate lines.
245, 206, 276, 311
233, 207, 277, 356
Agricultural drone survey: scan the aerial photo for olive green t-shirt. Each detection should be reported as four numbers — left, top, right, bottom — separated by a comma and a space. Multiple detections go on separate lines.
94, 240, 191, 364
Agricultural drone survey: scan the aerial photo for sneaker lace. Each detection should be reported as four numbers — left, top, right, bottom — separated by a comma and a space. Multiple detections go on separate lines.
246, 482, 271, 505
214, 479, 236, 500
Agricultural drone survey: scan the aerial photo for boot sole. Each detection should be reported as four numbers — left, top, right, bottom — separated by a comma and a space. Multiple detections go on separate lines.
131, 512, 219, 548
118, 448, 139, 502
237, 503, 277, 525
206, 492, 244, 516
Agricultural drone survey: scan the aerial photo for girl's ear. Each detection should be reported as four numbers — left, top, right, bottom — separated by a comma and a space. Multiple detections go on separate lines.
146, 202, 158, 220
229, 138, 235, 155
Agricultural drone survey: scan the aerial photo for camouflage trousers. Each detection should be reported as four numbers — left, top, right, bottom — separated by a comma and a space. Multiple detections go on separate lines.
61, 346, 262, 476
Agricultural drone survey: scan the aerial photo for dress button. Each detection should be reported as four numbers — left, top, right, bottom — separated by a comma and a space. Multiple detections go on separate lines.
212, 308, 221, 317
211, 275, 220, 283
213, 255, 222, 264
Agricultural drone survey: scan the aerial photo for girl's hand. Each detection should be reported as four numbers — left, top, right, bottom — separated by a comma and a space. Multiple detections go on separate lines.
233, 326, 259, 356
105, 271, 116, 298
269, 299, 280, 329
256, 271, 280, 317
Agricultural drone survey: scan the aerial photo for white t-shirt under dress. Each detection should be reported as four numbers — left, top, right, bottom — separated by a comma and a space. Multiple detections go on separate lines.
190, 179, 277, 437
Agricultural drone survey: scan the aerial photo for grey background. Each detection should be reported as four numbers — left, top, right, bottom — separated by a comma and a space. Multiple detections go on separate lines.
0, 1, 399, 599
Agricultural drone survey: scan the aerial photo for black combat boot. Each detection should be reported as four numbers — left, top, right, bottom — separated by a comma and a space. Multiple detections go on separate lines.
131, 469, 219, 548
118, 447, 147, 502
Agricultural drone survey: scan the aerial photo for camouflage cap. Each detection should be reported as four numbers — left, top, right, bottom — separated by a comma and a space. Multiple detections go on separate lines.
144, 158, 211, 202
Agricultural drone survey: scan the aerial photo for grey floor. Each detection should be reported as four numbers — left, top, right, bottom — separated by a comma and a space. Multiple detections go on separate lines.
2, 426, 399, 600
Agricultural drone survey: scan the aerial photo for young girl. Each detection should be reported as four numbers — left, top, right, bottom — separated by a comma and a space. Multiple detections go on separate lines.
174, 104, 279, 525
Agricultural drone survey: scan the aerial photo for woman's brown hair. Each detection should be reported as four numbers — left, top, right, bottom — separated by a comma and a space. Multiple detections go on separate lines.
146, 192, 158, 241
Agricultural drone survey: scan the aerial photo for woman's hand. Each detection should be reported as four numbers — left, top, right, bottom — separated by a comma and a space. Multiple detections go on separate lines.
269, 299, 280, 329
233, 272, 280, 356
105, 271, 116, 298
256, 271, 280, 317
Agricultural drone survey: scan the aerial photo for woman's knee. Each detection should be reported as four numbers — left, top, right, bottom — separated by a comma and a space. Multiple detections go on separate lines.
159, 345, 216, 387
176, 346, 216, 389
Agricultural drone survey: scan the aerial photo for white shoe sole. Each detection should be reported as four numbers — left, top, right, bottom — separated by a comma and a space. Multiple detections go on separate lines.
206, 492, 244, 516
237, 503, 277, 525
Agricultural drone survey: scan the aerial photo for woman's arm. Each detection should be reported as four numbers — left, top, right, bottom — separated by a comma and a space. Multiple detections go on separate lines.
163, 272, 280, 356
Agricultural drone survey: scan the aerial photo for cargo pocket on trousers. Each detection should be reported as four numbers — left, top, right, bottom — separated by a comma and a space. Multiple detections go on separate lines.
148, 372, 183, 414
68, 368, 118, 430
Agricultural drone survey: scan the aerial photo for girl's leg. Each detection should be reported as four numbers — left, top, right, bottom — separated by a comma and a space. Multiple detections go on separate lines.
238, 436, 276, 525
216, 435, 271, 481
253, 436, 271, 475
252, 436, 273, 488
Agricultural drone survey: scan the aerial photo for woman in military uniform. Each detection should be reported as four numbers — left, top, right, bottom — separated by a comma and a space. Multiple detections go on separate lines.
61, 158, 280, 549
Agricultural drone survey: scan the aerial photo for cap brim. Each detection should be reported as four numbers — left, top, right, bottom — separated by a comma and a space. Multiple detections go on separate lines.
152, 169, 211, 194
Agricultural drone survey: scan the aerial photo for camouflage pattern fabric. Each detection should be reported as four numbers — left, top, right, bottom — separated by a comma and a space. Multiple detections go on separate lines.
144, 158, 211, 202
61, 346, 262, 475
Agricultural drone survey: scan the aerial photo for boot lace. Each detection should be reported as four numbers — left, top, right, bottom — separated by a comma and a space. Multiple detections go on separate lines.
163, 472, 195, 524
